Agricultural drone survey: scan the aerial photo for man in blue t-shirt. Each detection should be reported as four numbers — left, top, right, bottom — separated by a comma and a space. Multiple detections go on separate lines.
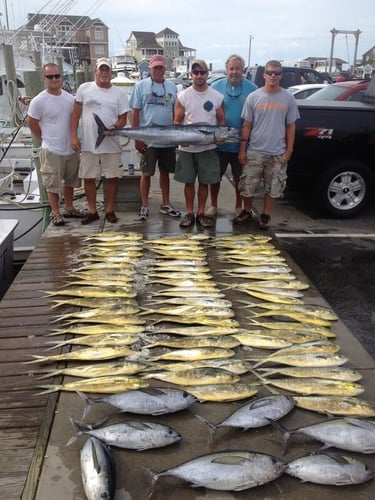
129, 54, 180, 220
208, 54, 257, 220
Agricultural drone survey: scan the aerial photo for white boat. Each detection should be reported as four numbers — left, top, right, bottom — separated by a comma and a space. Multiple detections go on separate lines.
0, 156, 45, 262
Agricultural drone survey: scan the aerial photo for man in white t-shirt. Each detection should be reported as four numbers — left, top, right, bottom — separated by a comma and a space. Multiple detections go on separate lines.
27, 63, 82, 226
71, 58, 129, 224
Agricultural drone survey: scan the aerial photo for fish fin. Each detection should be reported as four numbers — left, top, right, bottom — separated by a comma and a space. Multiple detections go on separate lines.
94, 113, 109, 148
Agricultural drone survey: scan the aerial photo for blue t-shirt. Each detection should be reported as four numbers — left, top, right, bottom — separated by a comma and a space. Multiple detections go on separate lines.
211, 77, 257, 152
129, 77, 177, 147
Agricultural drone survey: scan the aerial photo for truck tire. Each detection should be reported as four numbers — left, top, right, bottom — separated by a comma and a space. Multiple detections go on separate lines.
316, 160, 373, 218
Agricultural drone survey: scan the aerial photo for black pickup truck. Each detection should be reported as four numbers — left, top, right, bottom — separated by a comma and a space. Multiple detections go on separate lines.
287, 91, 375, 218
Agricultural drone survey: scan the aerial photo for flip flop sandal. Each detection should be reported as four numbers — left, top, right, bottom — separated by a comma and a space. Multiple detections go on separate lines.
160, 204, 181, 217
179, 213, 195, 227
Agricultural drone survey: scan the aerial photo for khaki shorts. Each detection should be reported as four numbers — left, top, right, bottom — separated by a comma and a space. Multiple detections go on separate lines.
238, 149, 288, 198
138, 146, 176, 176
174, 149, 220, 185
39, 148, 80, 192
79, 151, 123, 179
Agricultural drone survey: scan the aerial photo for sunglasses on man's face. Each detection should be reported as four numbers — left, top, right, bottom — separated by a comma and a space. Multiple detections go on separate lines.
192, 69, 207, 75
264, 70, 282, 76
45, 74, 61, 80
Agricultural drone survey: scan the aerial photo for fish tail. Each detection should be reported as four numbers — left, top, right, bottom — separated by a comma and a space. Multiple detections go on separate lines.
76, 391, 96, 419
23, 355, 44, 364
194, 413, 217, 444
35, 369, 60, 380
94, 113, 109, 148
36, 384, 61, 395
249, 369, 280, 395
266, 419, 291, 455
140, 466, 160, 498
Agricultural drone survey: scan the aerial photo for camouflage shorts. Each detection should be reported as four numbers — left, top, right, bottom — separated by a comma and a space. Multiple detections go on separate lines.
238, 149, 288, 198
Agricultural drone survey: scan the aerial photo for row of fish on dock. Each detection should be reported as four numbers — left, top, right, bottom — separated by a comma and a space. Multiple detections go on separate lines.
27, 232, 375, 498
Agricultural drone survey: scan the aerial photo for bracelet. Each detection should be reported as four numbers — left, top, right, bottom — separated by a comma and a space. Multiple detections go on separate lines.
240, 138, 248, 142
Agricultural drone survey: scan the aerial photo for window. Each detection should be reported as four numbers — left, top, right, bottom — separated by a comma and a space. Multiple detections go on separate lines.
96, 46, 105, 56
95, 27, 104, 41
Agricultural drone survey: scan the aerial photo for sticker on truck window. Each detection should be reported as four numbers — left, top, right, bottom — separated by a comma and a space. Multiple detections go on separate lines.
303, 127, 334, 139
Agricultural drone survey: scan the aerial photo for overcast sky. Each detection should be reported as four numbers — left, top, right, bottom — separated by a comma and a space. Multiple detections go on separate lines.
8, 0, 375, 69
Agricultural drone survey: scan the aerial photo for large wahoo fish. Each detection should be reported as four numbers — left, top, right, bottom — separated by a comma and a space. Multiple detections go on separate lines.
94, 113, 241, 148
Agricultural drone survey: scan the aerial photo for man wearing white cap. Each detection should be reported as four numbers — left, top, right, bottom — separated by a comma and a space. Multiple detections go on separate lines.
71, 58, 129, 224
129, 54, 180, 220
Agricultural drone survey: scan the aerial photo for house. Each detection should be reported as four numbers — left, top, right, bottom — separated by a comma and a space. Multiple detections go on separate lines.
21, 13, 109, 68
302, 57, 347, 76
126, 28, 196, 73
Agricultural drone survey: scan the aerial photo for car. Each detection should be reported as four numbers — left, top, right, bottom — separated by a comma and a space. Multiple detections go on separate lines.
306, 79, 370, 102
245, 65, 332, 89
288, 83, 329, 99
206, 73, 226, 85
287, 97, 375, 218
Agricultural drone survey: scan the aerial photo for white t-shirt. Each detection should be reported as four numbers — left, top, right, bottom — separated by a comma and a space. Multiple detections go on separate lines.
177, 86, 223, 153
28, 89, 75, 156
75, 82, 130, 154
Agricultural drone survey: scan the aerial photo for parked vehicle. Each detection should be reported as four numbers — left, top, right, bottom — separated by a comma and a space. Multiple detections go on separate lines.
288, 95, 375, 218
306, 79, 370, 102
245, 65, 332, 89
288, 83, 328, 99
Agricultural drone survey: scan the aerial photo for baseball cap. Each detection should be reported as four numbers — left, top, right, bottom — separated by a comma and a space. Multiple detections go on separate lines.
149, 55, 167, 68
191, 59, 208, 72
96, 58, 112, 69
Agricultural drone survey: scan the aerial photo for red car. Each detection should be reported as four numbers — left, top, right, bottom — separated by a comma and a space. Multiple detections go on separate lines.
307, 79, 370, 102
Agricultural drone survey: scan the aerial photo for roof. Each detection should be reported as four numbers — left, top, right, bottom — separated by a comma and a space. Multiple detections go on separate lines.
26, 13, 108, 30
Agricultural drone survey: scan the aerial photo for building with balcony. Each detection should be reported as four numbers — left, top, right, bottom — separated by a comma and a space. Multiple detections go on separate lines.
126, 27, 196, 73
20, 13, 109, 68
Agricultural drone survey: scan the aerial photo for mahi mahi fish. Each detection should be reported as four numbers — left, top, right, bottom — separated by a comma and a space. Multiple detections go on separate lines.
94, 113, 240, 148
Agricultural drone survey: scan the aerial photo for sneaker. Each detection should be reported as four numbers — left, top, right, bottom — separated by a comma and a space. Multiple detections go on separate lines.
160, 204, 181, 217
205, 206, 217, 217
259, 213, 271, 229
51, 213, 65, 226
139, 206, 149, 220
233, 209, 252, 225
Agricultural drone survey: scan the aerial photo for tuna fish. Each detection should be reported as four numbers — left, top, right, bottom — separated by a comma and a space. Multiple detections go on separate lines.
273, 417, 375, 454
80, 437, 115, 500
286, 452, 374, 485
78, 387, 196, 418
94, 113, 240, 148
151, 450, 286, 491
70, 419, 181, 450
214, 395, 295, 431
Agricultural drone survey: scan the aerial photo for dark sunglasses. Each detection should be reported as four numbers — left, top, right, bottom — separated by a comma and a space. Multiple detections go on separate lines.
44, 74, 61, 79
264, 70, 282, 76
192, 69, 207, 75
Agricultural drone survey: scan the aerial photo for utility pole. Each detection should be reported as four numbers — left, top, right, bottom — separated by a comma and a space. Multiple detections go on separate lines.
328, 28, 361, 74
247, 35, 253, 68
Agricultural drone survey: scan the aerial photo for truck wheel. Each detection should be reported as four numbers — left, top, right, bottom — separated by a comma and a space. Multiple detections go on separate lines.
316, 160, 373, 218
